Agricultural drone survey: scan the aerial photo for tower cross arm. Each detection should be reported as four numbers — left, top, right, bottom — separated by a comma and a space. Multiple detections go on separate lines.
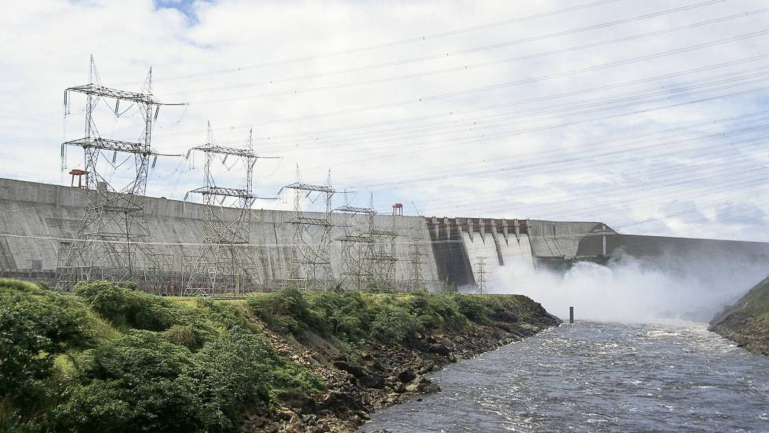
186, 186, 276, 199
66, 83, 162, 105
279, 182, 335, 194
186, 143, 281, 160
335, 205, 377, 215
62, 137, 169, 155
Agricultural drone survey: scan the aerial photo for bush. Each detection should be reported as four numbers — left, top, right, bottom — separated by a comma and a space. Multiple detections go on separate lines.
75, 281, 175, 331
247, 289, 318, 335
0, 278, 42, 294
163, 325, 199, 349
192, 297, 251, 332
407, 292, 467, 331
269, 360, 324, 401
1, 279, 542, 432
370, 306, 419, 343
187, 326, 322, 428
452, 294, 491, 323
0, 283, 88, 411
187, 327, 277, 430
54, 330, 201, 433
305, 291, 370, 340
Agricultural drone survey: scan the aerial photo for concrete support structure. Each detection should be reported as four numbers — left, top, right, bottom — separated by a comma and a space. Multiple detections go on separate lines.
2, 178, 769, 292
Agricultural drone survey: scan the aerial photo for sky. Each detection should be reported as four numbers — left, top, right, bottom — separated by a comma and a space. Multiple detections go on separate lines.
1, 0, 768, 241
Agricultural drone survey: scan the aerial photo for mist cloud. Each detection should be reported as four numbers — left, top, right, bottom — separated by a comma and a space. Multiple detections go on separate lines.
488, 253, 768, 323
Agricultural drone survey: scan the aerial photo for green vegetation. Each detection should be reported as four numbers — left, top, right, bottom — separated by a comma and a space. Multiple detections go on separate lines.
710, 276, 769, 356
247, 288, 541, 344
0, 278, 549, 432
0, 280, 320, 433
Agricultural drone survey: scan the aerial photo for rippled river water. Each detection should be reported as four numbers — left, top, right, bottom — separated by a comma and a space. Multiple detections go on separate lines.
364, 322, 769, 432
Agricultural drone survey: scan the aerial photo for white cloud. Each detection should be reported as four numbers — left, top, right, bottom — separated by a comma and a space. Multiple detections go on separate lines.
1, 0, 768, 241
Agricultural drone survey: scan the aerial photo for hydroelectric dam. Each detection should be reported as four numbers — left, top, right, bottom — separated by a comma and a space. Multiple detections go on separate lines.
1, 177, 768, 292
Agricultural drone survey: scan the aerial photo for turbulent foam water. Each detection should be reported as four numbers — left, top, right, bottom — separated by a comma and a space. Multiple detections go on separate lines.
364, 322, 769, 433
487, 256, 768, 323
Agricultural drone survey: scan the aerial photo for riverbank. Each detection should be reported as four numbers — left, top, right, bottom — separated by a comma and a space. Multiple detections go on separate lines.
0, 279, 559, 432
709, 276, 769, 357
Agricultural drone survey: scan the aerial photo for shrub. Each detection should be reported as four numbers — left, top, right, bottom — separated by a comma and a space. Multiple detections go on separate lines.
163, 325, 199, 349
0, 278, 41, 294
305, 291, 369, 340
247, 289, 318, 335
370, 306, 419, 343
269, 359, 324, 401
452, 294, 490, 323
192, 297, 250, 332
54, 330, 201, 433
0, 283, 88, 408
186, 325, 322, 429
75, 281, 175, 331
187, 327, 276, 430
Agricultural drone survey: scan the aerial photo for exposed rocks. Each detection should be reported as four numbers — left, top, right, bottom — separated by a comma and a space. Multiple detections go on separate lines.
242, 298, 560, 432
427, 343, 451, 357
358, 374, 386, 389
710, 276, 769, 357
396, 368, 416, 383
334, 360, 366, 378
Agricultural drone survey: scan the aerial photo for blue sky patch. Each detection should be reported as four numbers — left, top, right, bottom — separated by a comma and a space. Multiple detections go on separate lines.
154, 0, 204, 24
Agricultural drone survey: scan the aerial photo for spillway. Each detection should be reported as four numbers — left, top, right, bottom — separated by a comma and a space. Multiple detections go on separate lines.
460, 231, 501, 285
460, 230, 535, 288
498, 233, 534, 268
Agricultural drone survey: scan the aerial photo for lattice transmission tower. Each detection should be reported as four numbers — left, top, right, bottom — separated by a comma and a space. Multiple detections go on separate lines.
335, 193, 376, 291
367, 199, 398, 292
475, 257, 487, 294
280, 167, 337, 291
183, 125, 277, 296
57, 56, 184, 290
408, 242, 426, 292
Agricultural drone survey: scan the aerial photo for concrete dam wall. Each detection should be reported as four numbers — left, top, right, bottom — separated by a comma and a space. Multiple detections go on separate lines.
2, 177, 768, 291
0, 178, 438, 290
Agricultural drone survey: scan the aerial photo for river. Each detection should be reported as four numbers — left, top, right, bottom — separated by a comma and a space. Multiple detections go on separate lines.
364, 321, 769, 432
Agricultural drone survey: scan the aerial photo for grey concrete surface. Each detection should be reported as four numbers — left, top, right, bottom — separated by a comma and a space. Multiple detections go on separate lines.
3, 177, 767, 290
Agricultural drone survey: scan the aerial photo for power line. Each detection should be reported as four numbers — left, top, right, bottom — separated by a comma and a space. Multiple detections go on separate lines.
356, 114, 769, 191
309, 85, 766, 172
427, 162, 768, 218
141, 0, 626, 84
156, 27, 769, 139
165, 4, 762, 99
204, 54, 769, 150
427, 167, 769, 220
192, 29, 769, 109
267, 65, 769, 156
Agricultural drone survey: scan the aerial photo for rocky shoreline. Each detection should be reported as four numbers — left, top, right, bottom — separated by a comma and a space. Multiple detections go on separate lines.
248, 304, 560, 432
709, 276, 769, 357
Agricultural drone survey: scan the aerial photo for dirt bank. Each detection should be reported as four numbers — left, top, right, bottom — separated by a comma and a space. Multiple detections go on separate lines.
709, 276, 769, 357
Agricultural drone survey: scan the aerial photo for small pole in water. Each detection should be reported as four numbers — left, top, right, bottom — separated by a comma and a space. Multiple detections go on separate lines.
569, 306, 574, 324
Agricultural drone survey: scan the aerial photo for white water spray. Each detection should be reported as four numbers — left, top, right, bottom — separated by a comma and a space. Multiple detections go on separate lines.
488, 252, 767, 323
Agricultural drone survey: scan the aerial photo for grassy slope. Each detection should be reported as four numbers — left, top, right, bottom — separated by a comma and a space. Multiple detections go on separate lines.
710, 276, 769, 356
0, 279, 559, 432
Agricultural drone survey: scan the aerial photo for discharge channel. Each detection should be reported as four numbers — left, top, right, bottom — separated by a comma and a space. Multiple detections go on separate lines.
364, 321, 769, 432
